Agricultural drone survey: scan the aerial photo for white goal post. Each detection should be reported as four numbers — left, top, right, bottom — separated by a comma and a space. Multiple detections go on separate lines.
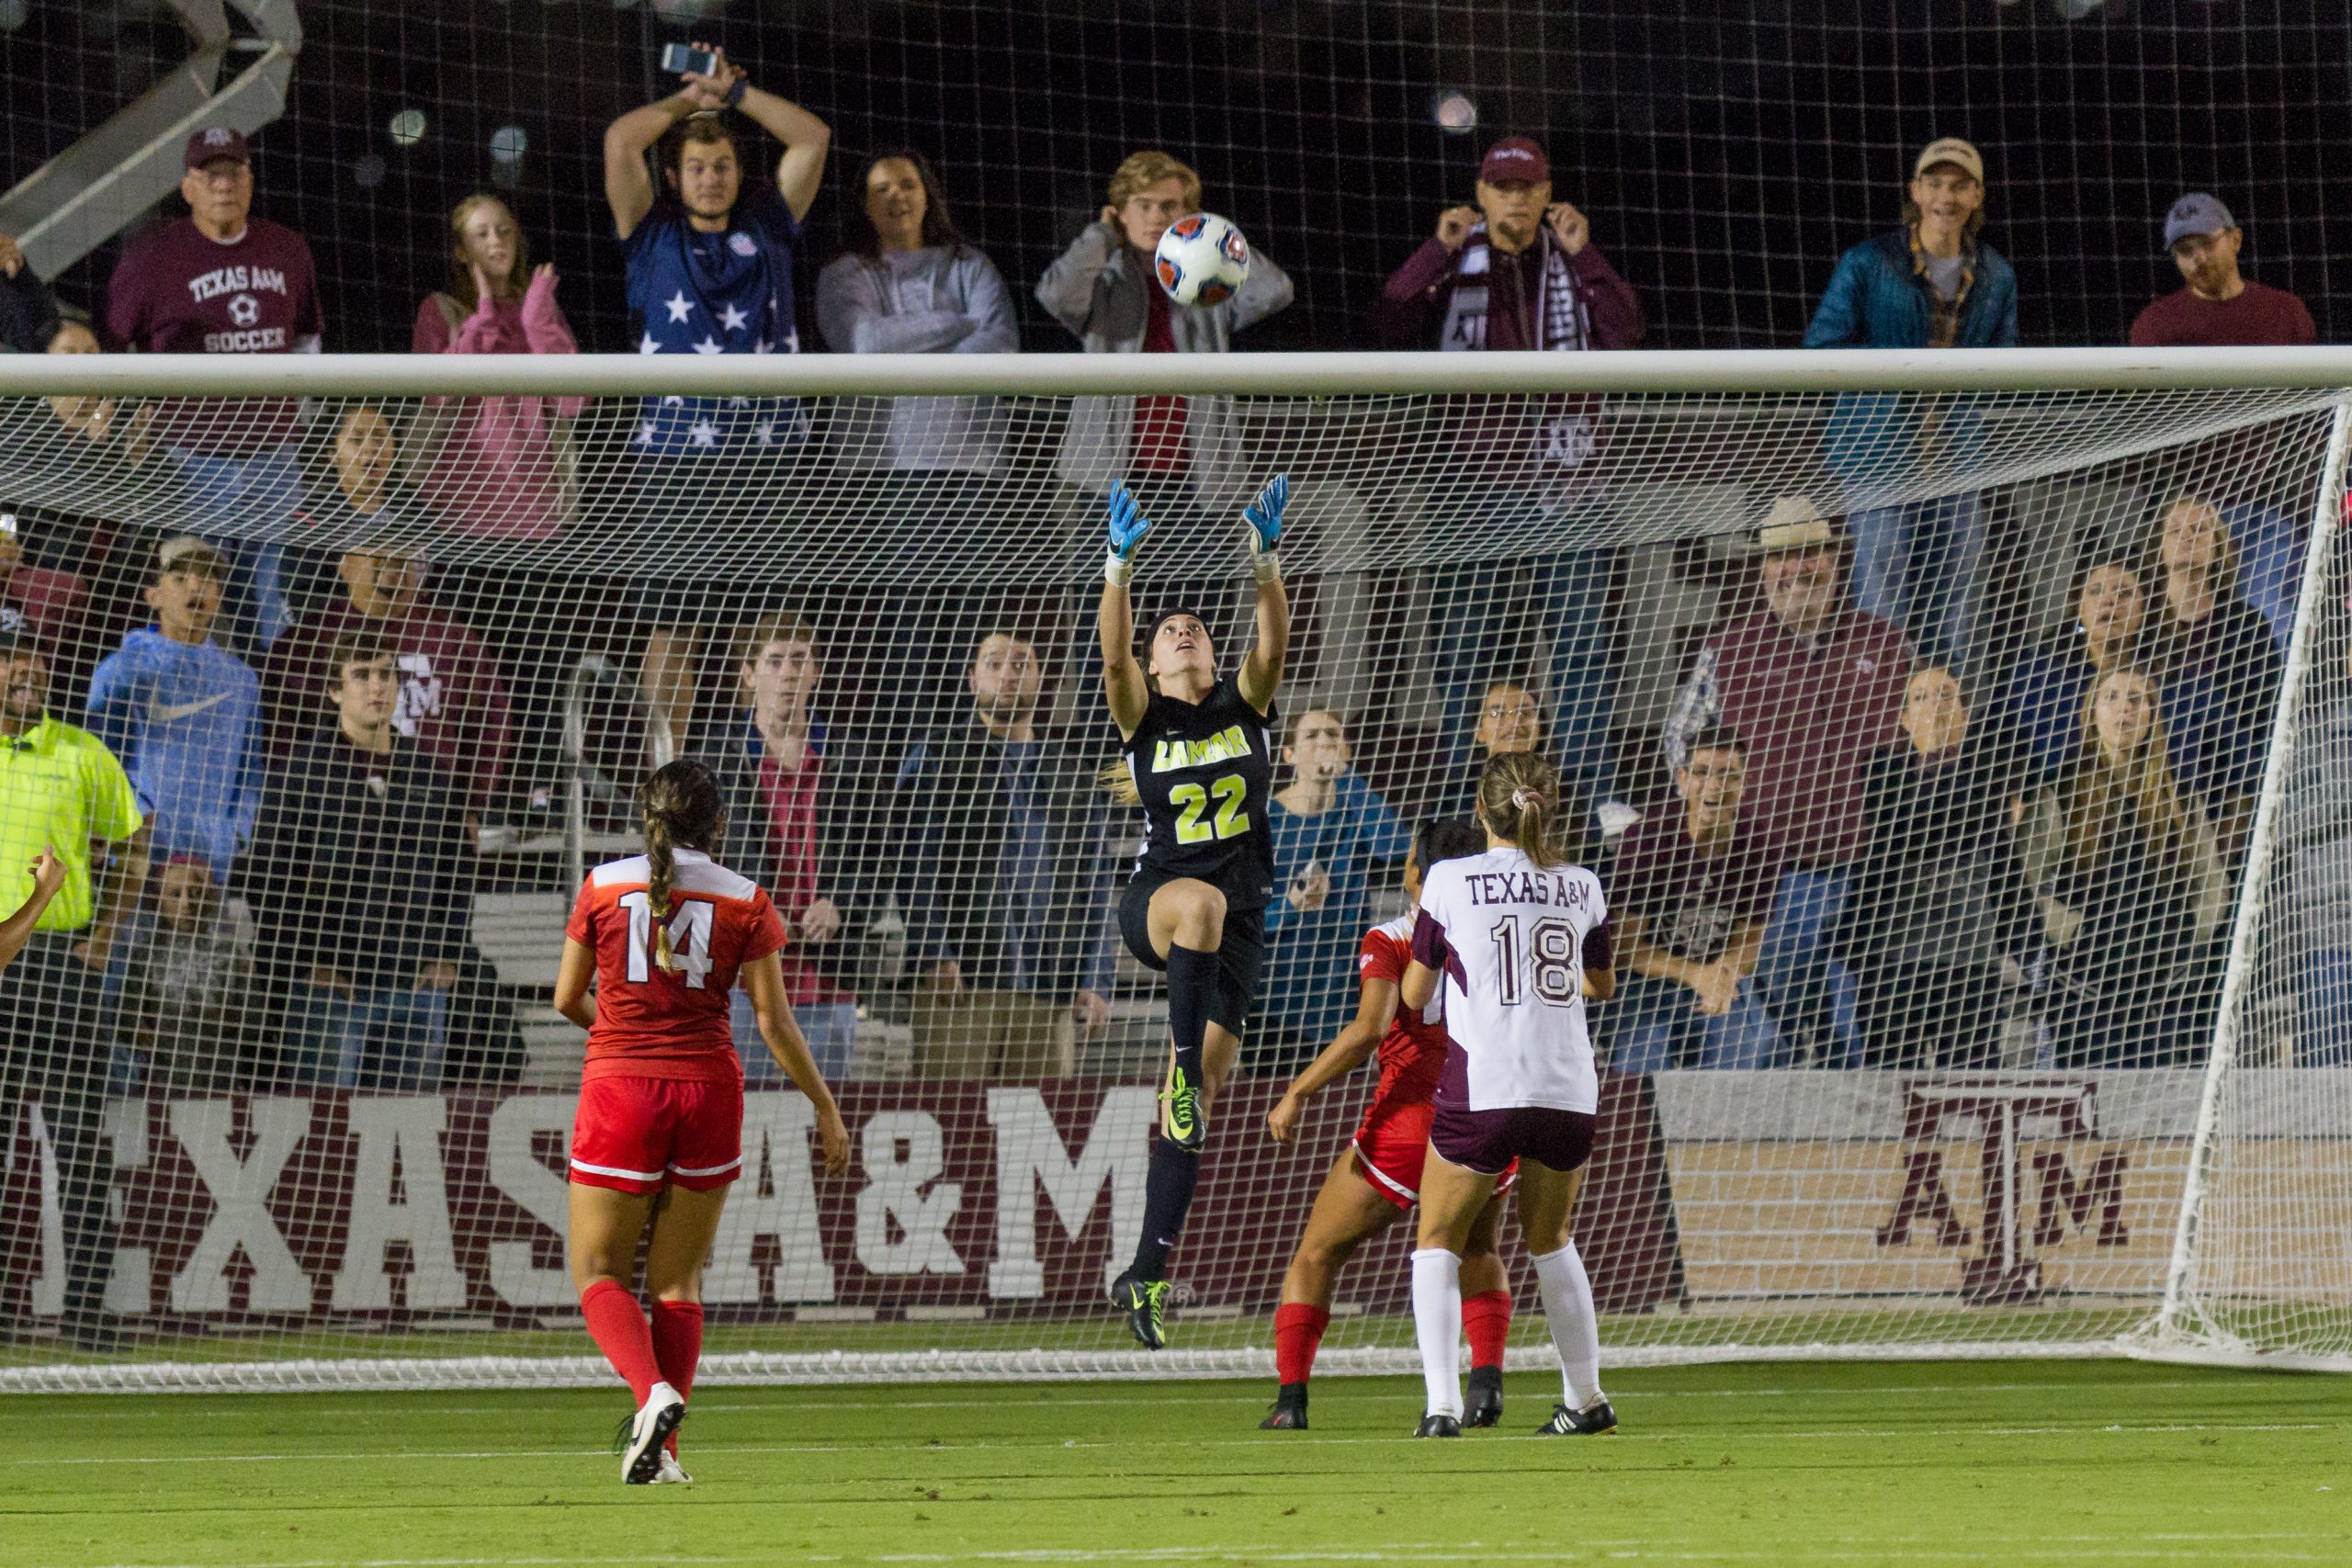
0, 349, 2345, 1392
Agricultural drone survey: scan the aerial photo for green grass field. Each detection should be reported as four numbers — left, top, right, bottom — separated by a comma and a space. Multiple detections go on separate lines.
4, 1359, 2346, 1566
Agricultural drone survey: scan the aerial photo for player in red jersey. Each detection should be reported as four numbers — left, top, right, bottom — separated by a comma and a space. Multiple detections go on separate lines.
1257, 818, 1511, 1430
554, 759, 851, 1485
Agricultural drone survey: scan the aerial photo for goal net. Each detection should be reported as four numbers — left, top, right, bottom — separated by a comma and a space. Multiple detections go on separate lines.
0, 351, 2344, 1391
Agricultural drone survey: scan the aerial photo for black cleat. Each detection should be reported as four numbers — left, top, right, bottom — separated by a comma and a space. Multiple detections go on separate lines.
1110, 1270, 1170, 1350
1414, 1412, 1463, 1438
1464, 1365, 1505, 1427
1535, 1397, 1617, 1436
1259, 1382, 1308, 1430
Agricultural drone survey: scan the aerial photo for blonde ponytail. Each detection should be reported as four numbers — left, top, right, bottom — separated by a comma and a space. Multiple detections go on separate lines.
1478, 750, 1566, 870
1099, 757, 1142, 807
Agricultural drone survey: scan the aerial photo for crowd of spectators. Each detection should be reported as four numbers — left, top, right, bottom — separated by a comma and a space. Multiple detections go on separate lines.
0, 65, 2343, 1155
4, 63, 2350, 1343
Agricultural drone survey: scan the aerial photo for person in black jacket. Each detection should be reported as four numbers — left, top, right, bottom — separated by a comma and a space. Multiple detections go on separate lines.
2025, 666, 2223, 1067
2140, 493, 2284, 871
0, 231, 62, 355
695, 610, 888, 1083
1837, 665, 2039, 1068
247, 626, 474, 1089
894, 631, 1115, 1077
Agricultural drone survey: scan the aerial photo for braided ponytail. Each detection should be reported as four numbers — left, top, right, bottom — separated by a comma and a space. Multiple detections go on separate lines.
644, 812, 680, 972
636, 759, 726, 975
1477, 750, 1566, 870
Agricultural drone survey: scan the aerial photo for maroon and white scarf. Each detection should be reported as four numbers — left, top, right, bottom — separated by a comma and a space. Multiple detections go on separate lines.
1438, 224, 1591, 355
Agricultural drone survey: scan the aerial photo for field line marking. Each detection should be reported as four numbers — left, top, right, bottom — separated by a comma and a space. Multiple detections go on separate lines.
6, 1417, 2337, 1472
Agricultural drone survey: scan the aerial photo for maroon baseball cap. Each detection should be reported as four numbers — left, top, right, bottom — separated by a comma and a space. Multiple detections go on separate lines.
1478, 136, 1550, 186
183, 126, 250, 172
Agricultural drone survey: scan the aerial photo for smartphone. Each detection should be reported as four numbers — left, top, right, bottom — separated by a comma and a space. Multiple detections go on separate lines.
660, 42, 719, 77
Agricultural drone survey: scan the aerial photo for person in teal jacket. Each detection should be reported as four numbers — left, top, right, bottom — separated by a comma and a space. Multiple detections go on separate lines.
1257, 708, 1409, 1069
1804, 137, 2018, 683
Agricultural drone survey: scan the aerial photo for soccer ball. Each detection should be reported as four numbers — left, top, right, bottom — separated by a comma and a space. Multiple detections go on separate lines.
1154, 213, 1251, 308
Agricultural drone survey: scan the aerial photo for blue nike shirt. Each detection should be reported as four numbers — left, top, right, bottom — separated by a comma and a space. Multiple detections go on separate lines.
623, 186, 805, 457
86, 628, 263, 874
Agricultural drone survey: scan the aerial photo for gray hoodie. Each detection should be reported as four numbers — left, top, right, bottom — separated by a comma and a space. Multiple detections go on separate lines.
816, 243, 1019, 473
1034, 220, 1293, 508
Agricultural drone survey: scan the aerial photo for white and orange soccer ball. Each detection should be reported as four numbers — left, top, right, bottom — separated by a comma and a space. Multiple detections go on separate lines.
1153, 212, 1251, 308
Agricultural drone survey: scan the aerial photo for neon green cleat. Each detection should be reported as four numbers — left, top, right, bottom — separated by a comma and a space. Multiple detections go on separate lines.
1110, 1271, 1171, 1350
1160, 1065, 1204, 1151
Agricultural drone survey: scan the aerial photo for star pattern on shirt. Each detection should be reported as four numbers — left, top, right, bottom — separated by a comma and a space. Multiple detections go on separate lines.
638, 332, 661, 355
664, 291, 695, 324
692, 335, 724, 355
754, 420, 780, 446
688, 419, 719, 449
753, 338, 774, 355
718, 303, 750, 333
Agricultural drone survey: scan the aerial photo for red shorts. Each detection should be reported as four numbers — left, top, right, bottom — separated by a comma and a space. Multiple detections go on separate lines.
570, 1075, 744, 1195
1351, 1093, 1517, 1212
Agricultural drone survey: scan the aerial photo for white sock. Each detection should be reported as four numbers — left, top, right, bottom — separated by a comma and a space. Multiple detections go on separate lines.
1410, 1247, 1464, 1418
1532, 1241, 1602, 1407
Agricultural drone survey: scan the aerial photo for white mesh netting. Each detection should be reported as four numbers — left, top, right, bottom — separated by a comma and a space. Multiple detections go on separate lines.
0, 358, 2344, 1389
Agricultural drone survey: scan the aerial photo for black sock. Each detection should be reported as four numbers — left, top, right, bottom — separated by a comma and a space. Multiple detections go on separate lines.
1164, 942, 1219, 1089
1130, 1138, 1201, 1280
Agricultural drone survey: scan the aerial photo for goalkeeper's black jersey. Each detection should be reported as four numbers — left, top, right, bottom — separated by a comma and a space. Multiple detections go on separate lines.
1121, 675, 1278, 911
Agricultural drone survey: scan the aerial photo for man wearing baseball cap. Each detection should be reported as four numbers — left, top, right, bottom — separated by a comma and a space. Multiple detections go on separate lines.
1380, 134, 1648, 841
2129, 192, 2312, 349
2130, 194, 2317, 652
85, 535, 262, 884
104, 127, 324, 652
1803, 136, 2018, 680
1661, 494, 1914, 1066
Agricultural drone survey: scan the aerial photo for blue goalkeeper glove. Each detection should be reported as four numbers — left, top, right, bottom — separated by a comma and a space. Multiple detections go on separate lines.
1104, 479, 1152, 586
1242, 473, 1288, 582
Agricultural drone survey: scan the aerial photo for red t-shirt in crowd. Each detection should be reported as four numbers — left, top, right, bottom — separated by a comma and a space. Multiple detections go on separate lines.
1130, 284, 1189, 474
568, 847, 786, 1084
105, 216, 323, 455
1359, 915, 1451, 1109
2129, 280, 2315, 348
758, 743, 854, 1007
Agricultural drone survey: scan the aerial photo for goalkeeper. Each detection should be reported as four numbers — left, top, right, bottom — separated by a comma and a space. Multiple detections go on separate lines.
1096, 474, 1290, 1350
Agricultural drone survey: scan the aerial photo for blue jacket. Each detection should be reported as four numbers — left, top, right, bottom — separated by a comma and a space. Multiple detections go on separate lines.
86, 629, 262, 874
1804, 229, 2018, 487
1261, 774, 1412, 1043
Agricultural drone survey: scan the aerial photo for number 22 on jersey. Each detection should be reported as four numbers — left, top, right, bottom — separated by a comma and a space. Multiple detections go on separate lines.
618, 890, 714, 988
1169, 773, 1250, 845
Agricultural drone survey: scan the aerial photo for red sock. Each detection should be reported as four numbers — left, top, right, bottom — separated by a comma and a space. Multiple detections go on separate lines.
1272, 1303, 1332, 1386
650, 1300, 704, 1455
1463, 1288, 1513, 1371
579, 1280, 662, 1405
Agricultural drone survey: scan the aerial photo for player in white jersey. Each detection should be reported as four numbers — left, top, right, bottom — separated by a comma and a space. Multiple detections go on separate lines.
1399, 750, 1618, 1438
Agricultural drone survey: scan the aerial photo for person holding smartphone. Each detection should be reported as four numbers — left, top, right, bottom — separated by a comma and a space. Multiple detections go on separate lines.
602, 40, 831, 763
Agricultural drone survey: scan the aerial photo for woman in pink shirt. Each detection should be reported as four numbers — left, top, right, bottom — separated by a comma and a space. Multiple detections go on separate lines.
411, 194, 584, 540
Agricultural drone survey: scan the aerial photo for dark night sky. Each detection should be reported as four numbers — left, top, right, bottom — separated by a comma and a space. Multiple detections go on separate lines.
6, 0, 2348, 355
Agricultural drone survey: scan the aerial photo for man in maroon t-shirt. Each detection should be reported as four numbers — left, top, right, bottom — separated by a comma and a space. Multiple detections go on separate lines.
106, 127, 323, 650
1605, 726, 1780, 1071
2129, 192, 2318, 649
2129, 193, 2314, 350
258, 541, 513, 822
1661, 498, 1915, 1066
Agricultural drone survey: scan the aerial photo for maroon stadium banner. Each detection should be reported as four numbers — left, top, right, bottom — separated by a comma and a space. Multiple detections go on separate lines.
0, 1077, 1682, 1330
